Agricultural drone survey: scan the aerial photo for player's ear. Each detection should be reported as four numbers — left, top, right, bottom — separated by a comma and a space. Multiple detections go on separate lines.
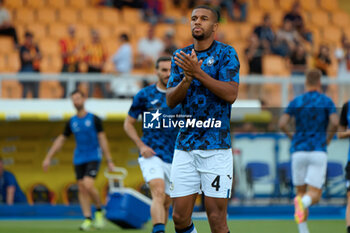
213, 22, 218, 32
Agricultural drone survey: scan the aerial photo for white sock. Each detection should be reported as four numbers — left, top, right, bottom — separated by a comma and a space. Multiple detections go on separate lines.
301, 195, 312, 209
191, 228, 197, 233
298, 222, 309, 233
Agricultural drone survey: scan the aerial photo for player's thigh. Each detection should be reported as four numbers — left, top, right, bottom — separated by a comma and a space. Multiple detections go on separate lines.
138, 156, 165, 183
172, 193, 198, 223
204, 196, 228, 220
170, 150, 200, 198
198, 149, 233, 198
305, 151, 327, 189
292, 152, 308, 186
74, 163, 86, 181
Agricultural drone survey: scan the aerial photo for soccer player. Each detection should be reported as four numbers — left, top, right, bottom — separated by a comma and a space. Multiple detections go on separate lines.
124, 56, 180, 233
338, 100, 350, 233
166, 5, 239, 233
279, 69, 338, 233
42, 90, 115, 231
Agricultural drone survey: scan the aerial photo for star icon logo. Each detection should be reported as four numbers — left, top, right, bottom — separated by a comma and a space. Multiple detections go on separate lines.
150, 109, 162, 122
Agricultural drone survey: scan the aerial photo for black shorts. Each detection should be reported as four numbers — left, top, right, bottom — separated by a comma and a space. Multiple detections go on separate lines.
74, 161, 100, 180
345, 161, 350, 192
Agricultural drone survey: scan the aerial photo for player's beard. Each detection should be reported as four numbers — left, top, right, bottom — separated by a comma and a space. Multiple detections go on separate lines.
192, 27, 211, 41
160, 76, 169, 87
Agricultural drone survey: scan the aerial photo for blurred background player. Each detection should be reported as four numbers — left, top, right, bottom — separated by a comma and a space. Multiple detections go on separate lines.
279, 69, 339, 233
0, 157, 27, 205
338, 99, 350, 233
42, 90, 115, 231
167, 5, 239, 233
124, 56, 180, 233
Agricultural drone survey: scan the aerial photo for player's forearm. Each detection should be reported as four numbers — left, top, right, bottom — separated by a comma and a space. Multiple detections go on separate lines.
166, 78, 191, 108
46, 135, 65, 159
123, 121, 145, 149
98, 134, 113, 161
280, 126, 293, 139
6, 186, 15, 205
338, 130, 350, 139
194, 69, 238, 104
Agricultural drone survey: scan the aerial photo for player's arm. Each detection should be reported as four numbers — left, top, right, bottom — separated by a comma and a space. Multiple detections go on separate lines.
123, 115, 156, 158
166, 75, 192, 108
6, 185, 15, 205
326, 113, 339, 145
278, 113, 293, 139
42, 134, 67, 172
338, 102, 350, 139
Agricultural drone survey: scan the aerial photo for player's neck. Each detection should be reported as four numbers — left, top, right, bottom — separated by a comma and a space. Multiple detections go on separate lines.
77, 109, 87, 118
194, 37, 215, 51
305, 86, 320, 92
156, 82, 167, 92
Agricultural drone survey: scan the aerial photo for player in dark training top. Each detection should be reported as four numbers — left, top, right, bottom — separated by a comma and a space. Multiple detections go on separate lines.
166, 5, 239, 233
338, 100, 350, 233
124, 57, 180, 233
279, 69, 338, 233
42, 90, 115, 231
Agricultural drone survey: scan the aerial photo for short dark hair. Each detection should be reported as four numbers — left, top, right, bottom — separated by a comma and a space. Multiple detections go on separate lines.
155, 56, 171, 69
120, 33, 129, 42
306, 69, 322, 86
70, 89, 85, 97
25, 31, 33, 38
193, 5, 220, 22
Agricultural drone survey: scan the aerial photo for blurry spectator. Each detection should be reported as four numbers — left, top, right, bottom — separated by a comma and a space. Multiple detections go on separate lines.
112, 0, 143, 9
0, 0, 18, 46
84, 30, 109, 98
335, 37, 350, 99
296, 21, 313, 44
19, 31, 41, 98
162, 29, 178, 56
254, 14, 274, 47
221, 0, 247, 22
290, 43, 308, 96
245, 33, 268, 98
112, 33, 133, 73
0, 158, 27, 205
136, 25, 164, 68
314, 44, 331, 93
143, 0, 165, 24
273, 20, 299, 57
283, 2, 304, 31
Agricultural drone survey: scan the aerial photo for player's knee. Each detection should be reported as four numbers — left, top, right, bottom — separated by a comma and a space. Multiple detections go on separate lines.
77, 182, 86, 192
207, 211, 225, 226
151, 188, 165, 202
172, 211, 188, 226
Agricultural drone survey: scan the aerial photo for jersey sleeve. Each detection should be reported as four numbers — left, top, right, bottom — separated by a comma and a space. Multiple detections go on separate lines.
63, 119, 72, 137
6, 172, 16, 187
327, 98, 337, 115
93, 115, 104, 133
340, 102, 349, 127
284, 99, 296, 116
167, 51, 183, 88
218, 46, 240, 84
128, 91, 146, 119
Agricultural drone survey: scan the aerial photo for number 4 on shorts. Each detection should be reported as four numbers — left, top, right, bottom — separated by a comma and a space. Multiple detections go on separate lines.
211, 175, 220, 191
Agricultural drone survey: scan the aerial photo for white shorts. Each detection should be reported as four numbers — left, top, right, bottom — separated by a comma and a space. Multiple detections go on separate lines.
138, 156, 172, 195
170, 149, 233, 198
292, 151, 327, 189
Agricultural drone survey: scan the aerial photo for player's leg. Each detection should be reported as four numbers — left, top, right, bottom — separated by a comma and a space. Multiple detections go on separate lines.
294, 185, 309, 233
82, 176, 102, 209
138, 156, 168, 233
170, 150, 200, 233
204, 197, 229, 233
198, 149, 233, 233
164, 194, 172, 224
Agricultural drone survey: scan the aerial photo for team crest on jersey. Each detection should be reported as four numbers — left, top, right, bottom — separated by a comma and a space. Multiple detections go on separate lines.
207, 56, 215, 66
85, 120, 91, 127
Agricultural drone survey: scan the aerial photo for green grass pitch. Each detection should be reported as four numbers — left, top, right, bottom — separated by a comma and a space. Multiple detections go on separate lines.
0, 219, 344, 233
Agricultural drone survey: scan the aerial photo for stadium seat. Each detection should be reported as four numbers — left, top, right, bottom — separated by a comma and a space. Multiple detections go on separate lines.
1, 80, 23, 98
39, 55, 63, 73
322, 26, 342, 45
27, 183, 56, 205
94, 25, 112, 40
39, 80, 64, 98
300, 0, 317, 11
320, 0, 339, 12
331, 11, 350, 29
111, 24, 133, 38
67, 0, 90, 8
47, 0, 67, 9
74, 24, 90, 41
247, 9, 264, 26
324, 161, 345, 198
62, 183, 79, 205
262, 55, 290, 76
26, 0, 47, 9
39, 38, 60, 56
218, 23, 239, 42
100, 7, 120, 26
270, 11, 284, 27
104, 39, 120, 56
277, 162, 293, 199
48, 23, 68, 39
4, 0, 24, 9
81, 8, 101, 26
26, 24, 47, 41
0, 54, 6, 72
154, 24, 176, 39
278, 0, 294, 11
0, 37, 15, 53
175, 24, 192, 44
121, 7, 141, 24
238, 24, 253, 41
37, 8, 58, 24
58, 9, 79, 24
6, 52, 21, 72
257, 0, 276, 12
310, 10, 330, 27
13, 8, 35, 24
246, 162, 275, 197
